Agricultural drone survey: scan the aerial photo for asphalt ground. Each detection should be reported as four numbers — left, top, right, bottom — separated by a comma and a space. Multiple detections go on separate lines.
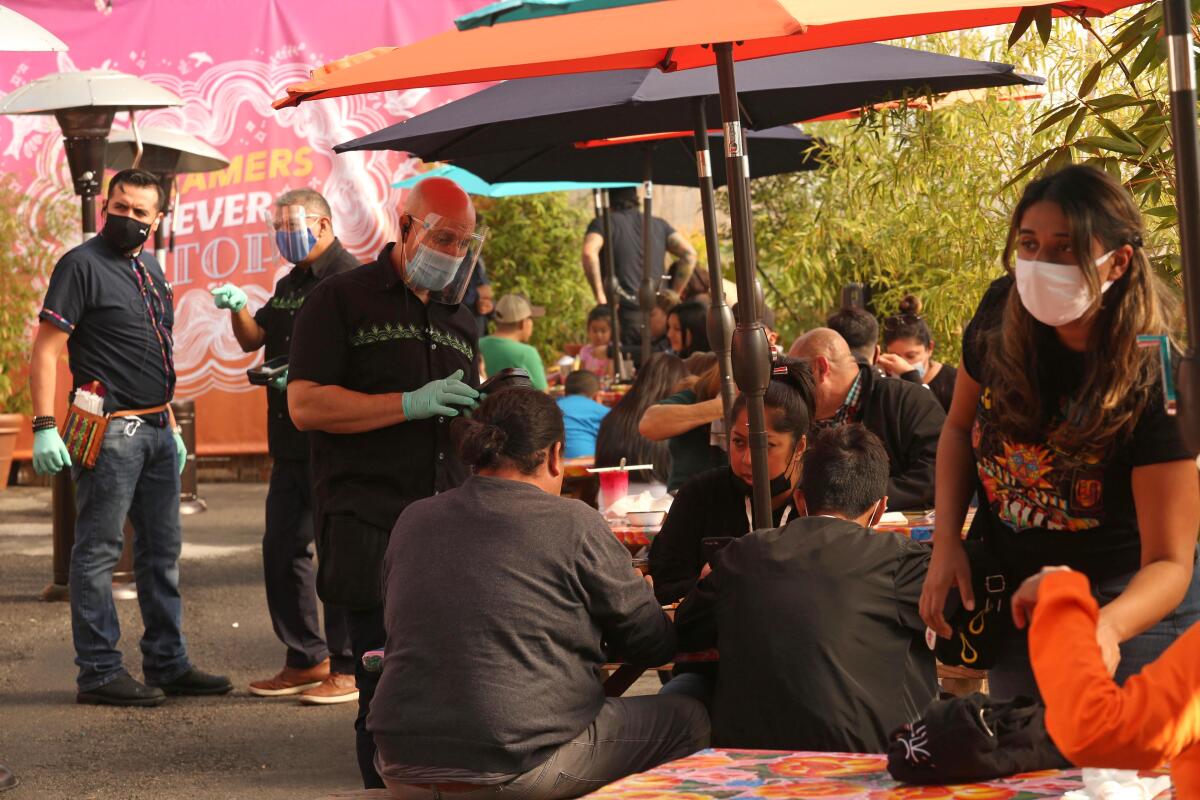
0, 482, 657, 800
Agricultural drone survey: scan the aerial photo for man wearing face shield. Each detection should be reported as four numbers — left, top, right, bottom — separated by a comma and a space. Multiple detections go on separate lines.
287, 176, 485, 789
29, 169, 231, 706
210, 189, 360, 705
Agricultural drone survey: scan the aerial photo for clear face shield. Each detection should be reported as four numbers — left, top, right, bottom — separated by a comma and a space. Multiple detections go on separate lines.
400, 212, 488, 305
264, 204, 320, 264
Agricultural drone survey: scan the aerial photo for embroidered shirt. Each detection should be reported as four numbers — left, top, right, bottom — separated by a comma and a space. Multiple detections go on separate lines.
288, 244, 479, 532
252, 238, 359, 460
962, 275, 1193, 581
39, 235, 175, 416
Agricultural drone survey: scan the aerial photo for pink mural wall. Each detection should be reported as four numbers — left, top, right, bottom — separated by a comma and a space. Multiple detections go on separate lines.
1, 0, 487, 455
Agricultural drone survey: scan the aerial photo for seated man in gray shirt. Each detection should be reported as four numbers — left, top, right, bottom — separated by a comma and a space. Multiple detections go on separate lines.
369, 387, 709, 800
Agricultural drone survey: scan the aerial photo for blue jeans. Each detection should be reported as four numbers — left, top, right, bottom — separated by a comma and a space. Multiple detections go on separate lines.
70, 419, 191, 691
989, 549, 1200, 701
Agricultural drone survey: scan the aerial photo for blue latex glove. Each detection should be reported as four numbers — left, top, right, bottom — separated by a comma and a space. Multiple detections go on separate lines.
401, 369, 480, 420
269, 367, 288, 392
32, 428, 71, 475
173, 430, 187, 475
210, 284, 248, 312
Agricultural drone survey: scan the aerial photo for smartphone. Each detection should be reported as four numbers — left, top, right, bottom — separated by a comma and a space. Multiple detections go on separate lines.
479, 367, 533, 395
700, 536, 735, 566
247, 356, 288, 386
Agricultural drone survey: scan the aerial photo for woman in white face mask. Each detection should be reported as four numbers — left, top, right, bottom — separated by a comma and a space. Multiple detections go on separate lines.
919, 164, 1200, 701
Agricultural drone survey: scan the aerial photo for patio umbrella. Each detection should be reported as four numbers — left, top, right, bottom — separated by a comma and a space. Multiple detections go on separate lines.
336, 44, 1040, 161
456, 124, 820, 366
391, 163, 636, 196
272, 0, 1148, 528
0, 5, 67, 52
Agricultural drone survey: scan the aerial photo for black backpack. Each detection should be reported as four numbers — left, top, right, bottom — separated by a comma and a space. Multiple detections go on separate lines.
888, 693, 1069, 784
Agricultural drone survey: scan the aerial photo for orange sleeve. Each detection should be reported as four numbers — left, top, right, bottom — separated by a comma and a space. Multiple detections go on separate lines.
1029, 571, 1200, 771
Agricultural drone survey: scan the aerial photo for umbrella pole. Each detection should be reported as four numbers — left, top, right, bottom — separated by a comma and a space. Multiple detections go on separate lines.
600, 190, 627, 380
1165, 0, 1200, 451
715, 42, 773, 530
640, 148, 655, 367
692, 99, 736, 426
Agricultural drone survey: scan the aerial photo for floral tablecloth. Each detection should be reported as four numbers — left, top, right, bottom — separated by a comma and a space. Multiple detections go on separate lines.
585, 749, 1172, 799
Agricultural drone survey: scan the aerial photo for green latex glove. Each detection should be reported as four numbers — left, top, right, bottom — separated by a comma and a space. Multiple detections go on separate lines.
210, 284, 248, 312
173, 431, 187, 475
269, 367, 289, 392
401, 369, 480, 420
32, 428, 71, 475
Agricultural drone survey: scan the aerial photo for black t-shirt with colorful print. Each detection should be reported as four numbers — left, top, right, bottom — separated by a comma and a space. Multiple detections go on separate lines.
962, 276, 1193, 582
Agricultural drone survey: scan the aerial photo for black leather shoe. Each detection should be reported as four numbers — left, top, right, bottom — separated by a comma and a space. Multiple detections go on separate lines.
151, 667, 232, 696
77, 673, 166, 707
0, 762, 18, 792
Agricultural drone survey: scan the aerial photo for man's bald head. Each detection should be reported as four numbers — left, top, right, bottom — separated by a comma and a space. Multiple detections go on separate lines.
790, 328, 861, 420
405, 176, 475, 228
790, 328, 854, 365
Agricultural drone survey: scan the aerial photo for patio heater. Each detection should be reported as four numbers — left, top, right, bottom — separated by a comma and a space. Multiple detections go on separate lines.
0, 69, 181, 600
108, 127, 230, 515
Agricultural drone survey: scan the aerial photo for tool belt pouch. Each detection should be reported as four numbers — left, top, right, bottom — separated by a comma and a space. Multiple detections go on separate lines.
61, 407, 108, 469
316, 513, 390, 610
61, 404, 169, 470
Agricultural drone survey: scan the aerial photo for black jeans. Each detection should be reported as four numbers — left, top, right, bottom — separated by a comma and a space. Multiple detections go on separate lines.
263, 458, 352, 673
349, 604, 387, 789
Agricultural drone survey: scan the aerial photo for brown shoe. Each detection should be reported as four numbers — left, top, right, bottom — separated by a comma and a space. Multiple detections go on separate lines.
298, 672, 359, 706
248, 659, 330, 697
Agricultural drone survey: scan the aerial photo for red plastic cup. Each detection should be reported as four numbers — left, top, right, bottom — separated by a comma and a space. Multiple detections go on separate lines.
599, 470, 629, 512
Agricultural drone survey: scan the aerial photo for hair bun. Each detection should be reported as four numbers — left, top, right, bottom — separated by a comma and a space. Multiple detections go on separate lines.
453, 416, 509, 469
898, 294, 922, 317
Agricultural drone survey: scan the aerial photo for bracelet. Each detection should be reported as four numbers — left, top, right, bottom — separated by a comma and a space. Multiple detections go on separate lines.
32, 415, 57, 432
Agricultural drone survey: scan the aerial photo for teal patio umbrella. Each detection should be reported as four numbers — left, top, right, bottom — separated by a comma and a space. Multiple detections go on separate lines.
391, 164, 635, 196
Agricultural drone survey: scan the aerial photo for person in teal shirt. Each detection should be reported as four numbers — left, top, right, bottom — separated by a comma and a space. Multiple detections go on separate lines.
557, 370, 610, 458
479, 294, 548, 390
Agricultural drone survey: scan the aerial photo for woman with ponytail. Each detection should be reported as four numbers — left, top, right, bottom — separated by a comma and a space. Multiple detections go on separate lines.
369, 387, 707, 799
919, 164, 1200, 700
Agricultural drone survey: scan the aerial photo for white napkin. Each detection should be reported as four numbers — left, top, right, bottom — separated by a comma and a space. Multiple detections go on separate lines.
1062, 768, 1172, 800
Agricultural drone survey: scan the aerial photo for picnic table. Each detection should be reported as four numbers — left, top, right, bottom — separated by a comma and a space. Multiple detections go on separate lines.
584, 748, 1173, 799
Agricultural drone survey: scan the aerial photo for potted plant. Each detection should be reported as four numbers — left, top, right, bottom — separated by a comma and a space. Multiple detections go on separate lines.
0, 177, 72, 489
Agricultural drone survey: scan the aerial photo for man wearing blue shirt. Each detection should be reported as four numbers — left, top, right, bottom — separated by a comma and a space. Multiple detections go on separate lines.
557, 370, 609, 459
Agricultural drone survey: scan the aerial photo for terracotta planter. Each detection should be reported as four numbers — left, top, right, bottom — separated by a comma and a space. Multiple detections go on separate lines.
0, 413, 22, 491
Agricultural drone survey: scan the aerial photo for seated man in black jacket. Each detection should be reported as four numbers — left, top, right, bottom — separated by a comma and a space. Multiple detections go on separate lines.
674, 424, 937, 753
790, 328, 944, 509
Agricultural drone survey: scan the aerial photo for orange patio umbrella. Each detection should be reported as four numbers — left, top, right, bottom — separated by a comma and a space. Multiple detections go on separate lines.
274, 0, 1178, 527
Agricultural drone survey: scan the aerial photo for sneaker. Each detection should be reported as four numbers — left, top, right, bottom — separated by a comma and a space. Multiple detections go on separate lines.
0, 762, 18, 793
248, 659, 331, 697
150, 667, 233, 697
298, 673, 359, 706
77, 673, 166, 707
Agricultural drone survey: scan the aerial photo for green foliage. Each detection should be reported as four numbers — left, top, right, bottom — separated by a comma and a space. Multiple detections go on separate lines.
0, 179, 73, 414
1007, 3, 1199, 276
476, 192, 593, 362
748, 97, 1048, 362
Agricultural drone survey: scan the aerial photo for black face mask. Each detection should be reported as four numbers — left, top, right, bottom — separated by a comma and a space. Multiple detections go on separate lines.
101, 213, 152, 254
732, 449, 799, 498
